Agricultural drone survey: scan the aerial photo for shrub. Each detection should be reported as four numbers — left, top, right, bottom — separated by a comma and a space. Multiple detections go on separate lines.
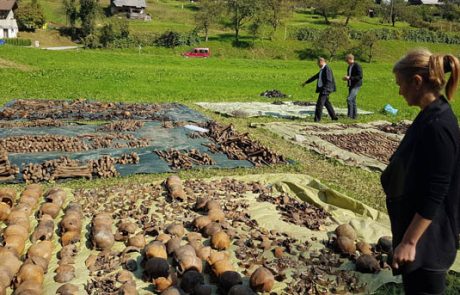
4, 38, 32, 46
155, 31, 182, 48
294, 27, 321, 41
294, 27, 460, 45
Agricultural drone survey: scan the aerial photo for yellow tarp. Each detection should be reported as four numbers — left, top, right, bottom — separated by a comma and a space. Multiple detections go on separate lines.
9, 173, 459, 294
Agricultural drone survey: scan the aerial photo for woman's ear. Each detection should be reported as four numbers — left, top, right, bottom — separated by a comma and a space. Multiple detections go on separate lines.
413, 74, 423, 90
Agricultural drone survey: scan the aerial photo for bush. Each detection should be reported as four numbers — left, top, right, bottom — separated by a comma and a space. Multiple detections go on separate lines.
4, 38, 32, 46
82, 34, 101, 49
155, 31, 182, 48
181, 29, 201, 46
154, 30, 201, 48
293, 27, 460, 45
401, 28, 460, 44
294, 27, 321, 41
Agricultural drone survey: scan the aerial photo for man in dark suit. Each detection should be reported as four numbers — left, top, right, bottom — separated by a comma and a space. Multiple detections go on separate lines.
302, 57, 338, 122
343, 54, 363, 119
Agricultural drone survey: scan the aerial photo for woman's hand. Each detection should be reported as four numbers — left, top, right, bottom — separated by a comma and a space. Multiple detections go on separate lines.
392, 242, 416, 269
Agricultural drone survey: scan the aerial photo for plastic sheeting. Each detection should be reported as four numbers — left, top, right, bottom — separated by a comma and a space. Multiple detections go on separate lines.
196, 101, 373, 119
1, 120, 255, 183
252, 121, 406, 172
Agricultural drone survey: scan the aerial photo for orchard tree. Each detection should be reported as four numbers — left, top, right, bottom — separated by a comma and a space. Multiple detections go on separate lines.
195, 0, 223, 42
226, 0, 261, 41
338, 0, 373, 26
264, 0, 293, 34
306, 0, 340, 25
315, 26, 350, 60
360, 31, 378, 63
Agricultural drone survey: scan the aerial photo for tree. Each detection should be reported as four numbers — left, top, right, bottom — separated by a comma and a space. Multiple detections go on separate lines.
63, 0, 79, 36
16, 0, 46, 31
360, 31, 378, 63
80, 0, 99, 37
338, 0, 372, 26
99, 19, 130, 48
195, 0, 223, 42
306, 0, 340, 24
264, 0, 293, 35
440, 2, 460, 22
315, 26, 350, 60
226, 0, 261, 41
389, 0, 406, 26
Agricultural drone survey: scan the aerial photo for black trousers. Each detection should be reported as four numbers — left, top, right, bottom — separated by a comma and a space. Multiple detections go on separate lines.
402, 268, 446, 295
314, 92, 337, 122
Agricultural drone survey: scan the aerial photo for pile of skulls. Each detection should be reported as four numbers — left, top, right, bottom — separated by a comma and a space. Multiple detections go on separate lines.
0, 185, 64, 295
54, 202, 84, 291
70, 176, 384, 295
328, 223, 393, 275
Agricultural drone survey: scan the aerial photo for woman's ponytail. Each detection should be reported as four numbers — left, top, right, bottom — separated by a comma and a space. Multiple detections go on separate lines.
443, 55, 459, 101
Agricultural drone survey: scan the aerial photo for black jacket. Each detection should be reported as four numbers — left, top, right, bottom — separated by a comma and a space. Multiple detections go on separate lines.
305, 64, 336, 94
381, 97, 460, 275
347, 62, 363, 88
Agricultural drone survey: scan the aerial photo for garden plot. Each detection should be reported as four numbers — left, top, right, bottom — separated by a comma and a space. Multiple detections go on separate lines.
0, 99, 286, 183
253, 121, 411, 172
196, 101, 373, 119
0, 174, 417, 295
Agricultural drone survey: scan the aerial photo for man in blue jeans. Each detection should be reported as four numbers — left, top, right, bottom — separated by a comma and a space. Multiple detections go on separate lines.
343, 54, 363, 119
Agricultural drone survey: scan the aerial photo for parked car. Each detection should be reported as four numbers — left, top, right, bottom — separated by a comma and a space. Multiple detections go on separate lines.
183, 48, 211, 58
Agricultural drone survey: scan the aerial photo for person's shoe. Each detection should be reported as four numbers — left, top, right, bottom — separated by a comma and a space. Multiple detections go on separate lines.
332, 117, 338, 121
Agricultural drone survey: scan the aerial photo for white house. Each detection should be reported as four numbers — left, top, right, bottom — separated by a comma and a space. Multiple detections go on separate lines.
0, 0, 18, 39
111, 0, 150, 20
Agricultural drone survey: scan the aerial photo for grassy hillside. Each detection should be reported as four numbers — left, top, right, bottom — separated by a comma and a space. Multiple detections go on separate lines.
1, 45, 459, 121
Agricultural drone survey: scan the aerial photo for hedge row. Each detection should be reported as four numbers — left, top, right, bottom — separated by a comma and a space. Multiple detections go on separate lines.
293, 27, 460, 45
4, 38, 32, 46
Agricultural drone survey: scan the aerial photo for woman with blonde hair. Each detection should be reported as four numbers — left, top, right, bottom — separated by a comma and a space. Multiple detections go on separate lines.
382, 49, 460, 294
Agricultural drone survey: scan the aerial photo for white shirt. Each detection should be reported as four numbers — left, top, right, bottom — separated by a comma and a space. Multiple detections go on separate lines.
317, 64, 326, 88
348, 63, 354, 86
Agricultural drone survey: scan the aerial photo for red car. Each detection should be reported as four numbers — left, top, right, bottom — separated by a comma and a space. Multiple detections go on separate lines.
183, 48, 211, 58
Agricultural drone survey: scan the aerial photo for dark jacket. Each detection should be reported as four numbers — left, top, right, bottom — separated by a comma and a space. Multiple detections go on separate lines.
305, 64, 336, 94
381, 97, 460, 275
347, 62, 363, 88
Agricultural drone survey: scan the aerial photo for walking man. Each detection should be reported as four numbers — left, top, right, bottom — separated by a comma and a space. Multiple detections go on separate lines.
302, 57, 338, 122
343, 54, 363, 119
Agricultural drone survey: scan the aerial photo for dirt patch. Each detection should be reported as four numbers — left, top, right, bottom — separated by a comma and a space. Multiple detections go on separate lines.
0, 58, 35, 72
